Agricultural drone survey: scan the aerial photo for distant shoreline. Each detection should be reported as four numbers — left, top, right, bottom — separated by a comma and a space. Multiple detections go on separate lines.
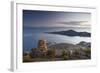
46, 30, 91, 37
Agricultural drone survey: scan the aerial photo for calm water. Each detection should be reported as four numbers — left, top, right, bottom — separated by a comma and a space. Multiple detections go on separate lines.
23, 27, 91, 51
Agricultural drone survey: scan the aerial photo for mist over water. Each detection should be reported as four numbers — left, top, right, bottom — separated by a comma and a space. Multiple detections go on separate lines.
23, 27, 91, 51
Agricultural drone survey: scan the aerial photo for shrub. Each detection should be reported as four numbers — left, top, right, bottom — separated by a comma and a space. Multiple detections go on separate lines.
30, 48, 38, 58
84, 48, 91, 54
63, 55, 69, 60
62, 50, 70, 60
73, 50, 79, 56
84, 48, 91, 58
47, 49, 56, 58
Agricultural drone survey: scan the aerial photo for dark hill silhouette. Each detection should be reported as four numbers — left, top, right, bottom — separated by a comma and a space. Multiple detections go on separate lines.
46, 30, 91, 37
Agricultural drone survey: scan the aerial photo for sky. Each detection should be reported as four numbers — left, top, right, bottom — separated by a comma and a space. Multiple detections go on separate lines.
23, 10, 91, 28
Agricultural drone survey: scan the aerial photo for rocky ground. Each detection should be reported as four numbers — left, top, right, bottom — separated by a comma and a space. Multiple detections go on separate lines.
23, 41, 91, 62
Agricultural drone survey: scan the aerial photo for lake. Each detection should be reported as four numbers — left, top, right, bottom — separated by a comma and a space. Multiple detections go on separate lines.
23, 27, 91, 51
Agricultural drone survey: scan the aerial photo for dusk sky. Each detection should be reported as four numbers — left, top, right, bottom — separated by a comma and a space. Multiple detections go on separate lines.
23, 10, 91, 28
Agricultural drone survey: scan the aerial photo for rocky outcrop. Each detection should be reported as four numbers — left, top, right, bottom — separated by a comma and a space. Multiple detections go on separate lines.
38, 39, 48, 52
77, 41, 91, 48
23, 41, 91, 62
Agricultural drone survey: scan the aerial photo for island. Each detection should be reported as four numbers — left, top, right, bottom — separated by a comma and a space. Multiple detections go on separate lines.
46, 30, 91, 37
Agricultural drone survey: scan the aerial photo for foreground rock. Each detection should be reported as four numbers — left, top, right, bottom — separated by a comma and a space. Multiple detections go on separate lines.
23, 41, 91, 62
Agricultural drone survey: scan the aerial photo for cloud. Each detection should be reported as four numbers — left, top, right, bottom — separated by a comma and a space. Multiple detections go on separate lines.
57, 21, 89, 24
24, 20, 90, 28
56, 21, 90, 27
